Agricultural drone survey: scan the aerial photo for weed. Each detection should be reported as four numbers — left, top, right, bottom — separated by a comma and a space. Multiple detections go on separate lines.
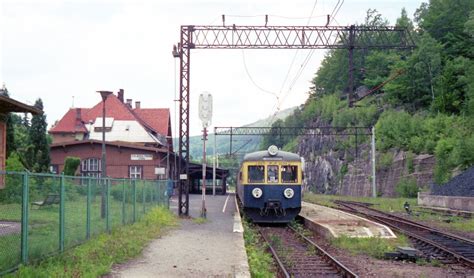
330, 234, 409, 259
192, 217, 209, 224
242, 220, 275, 278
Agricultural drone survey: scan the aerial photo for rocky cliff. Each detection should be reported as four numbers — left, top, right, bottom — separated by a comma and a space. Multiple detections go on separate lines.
298, 132, 435, 197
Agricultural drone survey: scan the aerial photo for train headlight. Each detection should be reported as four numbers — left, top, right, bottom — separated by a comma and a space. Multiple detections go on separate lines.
252, 188, 263, 198
283, 188, 294, 199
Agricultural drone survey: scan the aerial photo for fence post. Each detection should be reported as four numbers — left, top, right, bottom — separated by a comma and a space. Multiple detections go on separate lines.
20, 172, 29, 264
142, 182, 145, 215
106, 178, 110, 233
122, 180, 126, 225
86, 178, 91, 239
59, 173, 65, 252
133, 179, 136, 223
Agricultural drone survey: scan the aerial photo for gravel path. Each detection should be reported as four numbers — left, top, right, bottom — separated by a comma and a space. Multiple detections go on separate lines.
110, 194, 250, 278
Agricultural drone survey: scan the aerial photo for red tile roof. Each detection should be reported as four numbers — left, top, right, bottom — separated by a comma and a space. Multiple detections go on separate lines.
49, 94, 171, 138
133, 108, 170, 136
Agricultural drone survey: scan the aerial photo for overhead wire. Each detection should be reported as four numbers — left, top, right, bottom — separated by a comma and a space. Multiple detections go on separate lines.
269, 0, 319, 121
278, 0, 345, 108
241, 50, 279, 99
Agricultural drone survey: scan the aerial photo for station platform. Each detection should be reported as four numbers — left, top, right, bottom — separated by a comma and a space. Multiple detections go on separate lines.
300, 201, 396, 239
112, 193, 250, 278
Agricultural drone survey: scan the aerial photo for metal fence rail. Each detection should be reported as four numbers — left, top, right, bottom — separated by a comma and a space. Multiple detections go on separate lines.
0, 171, 170, 275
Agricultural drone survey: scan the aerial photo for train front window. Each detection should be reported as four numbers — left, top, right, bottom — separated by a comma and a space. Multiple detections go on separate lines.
282, 165, 298, 183
267, 165, 279, 183
248, 165, 264, 183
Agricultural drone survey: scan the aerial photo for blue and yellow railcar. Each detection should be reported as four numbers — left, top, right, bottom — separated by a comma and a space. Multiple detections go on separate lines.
236, 146, 303, 223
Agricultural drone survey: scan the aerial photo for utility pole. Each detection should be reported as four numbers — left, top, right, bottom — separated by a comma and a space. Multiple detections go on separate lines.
371, 126, 377, 198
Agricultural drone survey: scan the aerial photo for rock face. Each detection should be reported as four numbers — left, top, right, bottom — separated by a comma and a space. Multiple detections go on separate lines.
298, 131, 435, 197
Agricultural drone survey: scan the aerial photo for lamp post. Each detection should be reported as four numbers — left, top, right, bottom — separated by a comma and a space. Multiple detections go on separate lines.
97, 91, 113, 218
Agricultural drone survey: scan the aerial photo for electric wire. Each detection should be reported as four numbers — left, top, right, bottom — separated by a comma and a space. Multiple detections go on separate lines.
225, 14, 327, 20
278, 0, 345, 109
241, 49, 279, 98
270, 0, 318, 122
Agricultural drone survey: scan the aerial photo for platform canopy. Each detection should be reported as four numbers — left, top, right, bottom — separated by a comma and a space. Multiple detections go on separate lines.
0, 95, 42, 115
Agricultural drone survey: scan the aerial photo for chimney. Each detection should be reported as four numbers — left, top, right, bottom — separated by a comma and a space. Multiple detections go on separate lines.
75, 108, 82, 120
118, 89, 124, 103
135, 101, 141, 109
126, 99, 132, 108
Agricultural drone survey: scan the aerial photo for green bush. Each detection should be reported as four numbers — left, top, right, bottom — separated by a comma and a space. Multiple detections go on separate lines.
0, 152, 26, 203
63, 157, 81, 176
395, 178, 419, 198
377, 152, 393, 170
406, 151, 414, 174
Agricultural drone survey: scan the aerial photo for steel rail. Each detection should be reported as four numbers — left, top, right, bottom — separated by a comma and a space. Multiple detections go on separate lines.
335, 201, 474, 268
288, 225, 359, 278
336, 201, 474, 245
258, 228, 291, 278
259, 225, 358, 277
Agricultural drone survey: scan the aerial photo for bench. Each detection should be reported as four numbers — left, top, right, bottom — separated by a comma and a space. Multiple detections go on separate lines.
31, 194, 60, 209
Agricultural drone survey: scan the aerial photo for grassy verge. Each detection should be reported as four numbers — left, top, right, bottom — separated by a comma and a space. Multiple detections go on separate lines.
330, 234, 410, 259
0, 197, 155, 272
6, 206, 177, 278
242, 218, 275, 278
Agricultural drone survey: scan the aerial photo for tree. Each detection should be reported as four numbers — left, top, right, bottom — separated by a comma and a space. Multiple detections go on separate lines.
29, 99, 50, 173
63, 157, 81, 176
385, 33, 443, 110
417, 0, 474, 59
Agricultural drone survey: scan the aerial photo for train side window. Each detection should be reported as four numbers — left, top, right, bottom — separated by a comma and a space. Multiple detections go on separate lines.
281, 165, 298, 183
248, 165, 264, 183
267, 165, 279, 183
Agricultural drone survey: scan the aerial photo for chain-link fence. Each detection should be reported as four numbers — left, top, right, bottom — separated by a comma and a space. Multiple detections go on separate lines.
0, 171, 170, 275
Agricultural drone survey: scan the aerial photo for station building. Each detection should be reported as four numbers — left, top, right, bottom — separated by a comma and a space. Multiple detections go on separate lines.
49, 89, 176, 180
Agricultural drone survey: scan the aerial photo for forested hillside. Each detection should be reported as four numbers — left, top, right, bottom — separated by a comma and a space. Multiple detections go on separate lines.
263, 1, 474, 188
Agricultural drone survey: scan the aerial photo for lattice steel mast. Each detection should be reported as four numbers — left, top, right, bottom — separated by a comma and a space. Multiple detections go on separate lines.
172, 24, 414, 215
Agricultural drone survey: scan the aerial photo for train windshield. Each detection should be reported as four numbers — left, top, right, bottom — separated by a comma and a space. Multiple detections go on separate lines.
267, 165, 279, 183
248, 165, 264, 183
281, 165, 298, 183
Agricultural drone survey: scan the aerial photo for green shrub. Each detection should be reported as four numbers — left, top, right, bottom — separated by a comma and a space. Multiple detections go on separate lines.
395, 178, 419, 198
0, 152, 26, 203
405, 151, 414, 174
63, 157, 81, 176
377, 152, 393, 170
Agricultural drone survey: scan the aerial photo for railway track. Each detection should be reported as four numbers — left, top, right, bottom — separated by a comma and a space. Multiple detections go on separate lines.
335, 200, 474, 269
258, 225, 358, 278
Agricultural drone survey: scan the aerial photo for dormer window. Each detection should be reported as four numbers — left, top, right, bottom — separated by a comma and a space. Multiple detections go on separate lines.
93, 117, 114, 132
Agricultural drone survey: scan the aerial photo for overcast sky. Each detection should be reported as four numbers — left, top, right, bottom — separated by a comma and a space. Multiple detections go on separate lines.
1, 0, 423, 136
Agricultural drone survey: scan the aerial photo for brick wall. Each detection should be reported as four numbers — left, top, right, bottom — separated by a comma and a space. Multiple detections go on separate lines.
51, 142, 169, 180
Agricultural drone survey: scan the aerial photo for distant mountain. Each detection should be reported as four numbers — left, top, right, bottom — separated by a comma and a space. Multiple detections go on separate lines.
174, 107, 297, 161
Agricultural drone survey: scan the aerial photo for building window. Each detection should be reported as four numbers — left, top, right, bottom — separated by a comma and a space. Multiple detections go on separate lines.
81, 158, 101, 177
129, 166, 143, 179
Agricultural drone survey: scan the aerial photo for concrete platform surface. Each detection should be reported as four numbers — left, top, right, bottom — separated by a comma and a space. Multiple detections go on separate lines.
300, 201, 396, 239
111, 193, 250, 278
